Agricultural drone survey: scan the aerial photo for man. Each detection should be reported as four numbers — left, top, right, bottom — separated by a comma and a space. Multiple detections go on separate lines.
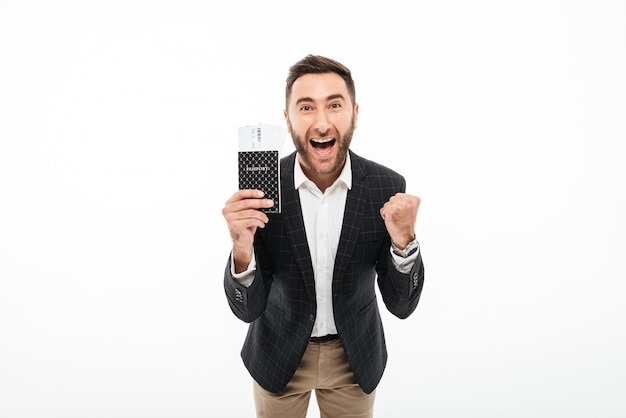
222, 54, 424, 417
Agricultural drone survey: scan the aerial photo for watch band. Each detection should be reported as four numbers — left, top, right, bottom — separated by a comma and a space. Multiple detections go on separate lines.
391, 238, 419, 258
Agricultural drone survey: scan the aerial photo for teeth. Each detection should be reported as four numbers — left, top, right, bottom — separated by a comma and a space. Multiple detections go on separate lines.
311, 138, 335, 143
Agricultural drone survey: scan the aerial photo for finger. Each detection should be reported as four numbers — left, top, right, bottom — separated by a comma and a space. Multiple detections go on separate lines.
387, 194, 420, 211
223, 196, 275, 215
225, 189, 266, 205
225, 207, 270, 225
230, 217, 269, 231
379, 206, 388, 220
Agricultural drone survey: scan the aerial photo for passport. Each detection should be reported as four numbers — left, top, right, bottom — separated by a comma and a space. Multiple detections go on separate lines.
238, 150, 280, 213
237, 124, 286, 214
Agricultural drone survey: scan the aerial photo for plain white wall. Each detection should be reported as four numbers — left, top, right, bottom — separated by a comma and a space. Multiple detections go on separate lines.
1, 1, 624, 417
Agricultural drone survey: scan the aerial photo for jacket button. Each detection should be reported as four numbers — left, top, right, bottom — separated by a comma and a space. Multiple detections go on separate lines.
309, 314, 314, 322
410, 273, 417, 289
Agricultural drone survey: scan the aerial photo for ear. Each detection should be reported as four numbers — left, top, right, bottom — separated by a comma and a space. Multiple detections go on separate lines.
284, 109, 291, 133
352, 103, 359, 129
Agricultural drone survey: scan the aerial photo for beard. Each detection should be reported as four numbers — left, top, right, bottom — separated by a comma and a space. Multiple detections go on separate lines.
289, 117, 356, 178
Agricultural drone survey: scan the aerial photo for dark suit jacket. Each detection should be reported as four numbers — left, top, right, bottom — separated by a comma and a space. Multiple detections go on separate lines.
224, 150, 424, 394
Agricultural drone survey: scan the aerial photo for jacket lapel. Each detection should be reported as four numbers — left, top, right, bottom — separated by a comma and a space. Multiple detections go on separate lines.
333, 151, 367, 290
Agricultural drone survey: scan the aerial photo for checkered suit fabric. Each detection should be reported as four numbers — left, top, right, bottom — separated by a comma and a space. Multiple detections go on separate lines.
224, 150, 424, 394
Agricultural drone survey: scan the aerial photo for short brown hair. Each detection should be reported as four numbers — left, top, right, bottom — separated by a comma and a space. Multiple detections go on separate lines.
285, 55, 356, 108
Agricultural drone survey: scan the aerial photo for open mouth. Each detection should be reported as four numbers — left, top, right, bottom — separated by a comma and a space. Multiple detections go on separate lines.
310, 138, 336, 149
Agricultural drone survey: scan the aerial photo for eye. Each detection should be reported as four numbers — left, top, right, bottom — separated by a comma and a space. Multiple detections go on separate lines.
330, 102, 342, 109
300, 105, 313, 111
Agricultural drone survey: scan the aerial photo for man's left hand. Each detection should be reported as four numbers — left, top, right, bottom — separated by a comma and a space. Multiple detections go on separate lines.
380, 193, 421, 249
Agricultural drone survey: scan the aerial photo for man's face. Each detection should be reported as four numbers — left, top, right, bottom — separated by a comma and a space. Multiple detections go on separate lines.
284, 73, 358, 188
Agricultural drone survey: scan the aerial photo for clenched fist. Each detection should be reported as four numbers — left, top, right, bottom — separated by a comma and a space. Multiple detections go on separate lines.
380, 193, 421, 249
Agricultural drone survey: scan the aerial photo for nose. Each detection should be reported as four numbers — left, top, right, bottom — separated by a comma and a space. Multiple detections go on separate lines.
313, 110, 330, 136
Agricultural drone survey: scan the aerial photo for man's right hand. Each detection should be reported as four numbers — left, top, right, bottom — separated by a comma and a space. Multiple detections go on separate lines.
222, 189, 275, 273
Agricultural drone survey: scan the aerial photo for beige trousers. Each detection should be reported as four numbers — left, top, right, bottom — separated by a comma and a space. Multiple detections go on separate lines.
253, 339, 376, 418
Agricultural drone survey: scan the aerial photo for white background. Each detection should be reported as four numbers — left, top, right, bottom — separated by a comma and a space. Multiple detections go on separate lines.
1, 1, 625, 417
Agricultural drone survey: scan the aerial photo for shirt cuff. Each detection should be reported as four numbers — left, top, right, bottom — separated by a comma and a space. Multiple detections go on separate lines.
231, 252, 256, 288
390, 238, 420, 274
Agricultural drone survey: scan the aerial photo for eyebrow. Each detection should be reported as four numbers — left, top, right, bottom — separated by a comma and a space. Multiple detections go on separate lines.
295, 94, 346, 106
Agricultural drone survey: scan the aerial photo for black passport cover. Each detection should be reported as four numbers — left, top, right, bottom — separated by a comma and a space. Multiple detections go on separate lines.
238, 150, 281, 213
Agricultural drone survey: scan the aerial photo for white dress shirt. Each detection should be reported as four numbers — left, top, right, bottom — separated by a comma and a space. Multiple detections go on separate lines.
231, 153, 419, 337
295, 154, 351, 337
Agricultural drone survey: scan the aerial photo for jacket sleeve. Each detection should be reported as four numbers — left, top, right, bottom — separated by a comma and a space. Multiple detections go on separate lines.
376, 246, 425, 319
223, 254, 271, 323
371, 167, 425, 319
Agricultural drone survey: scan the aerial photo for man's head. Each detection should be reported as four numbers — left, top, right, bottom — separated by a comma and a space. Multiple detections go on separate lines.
285, 55, 356, 110
284, 55, 359, 191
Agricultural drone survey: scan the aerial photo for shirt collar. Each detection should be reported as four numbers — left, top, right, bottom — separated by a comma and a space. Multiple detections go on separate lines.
294, 153, 352, 191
